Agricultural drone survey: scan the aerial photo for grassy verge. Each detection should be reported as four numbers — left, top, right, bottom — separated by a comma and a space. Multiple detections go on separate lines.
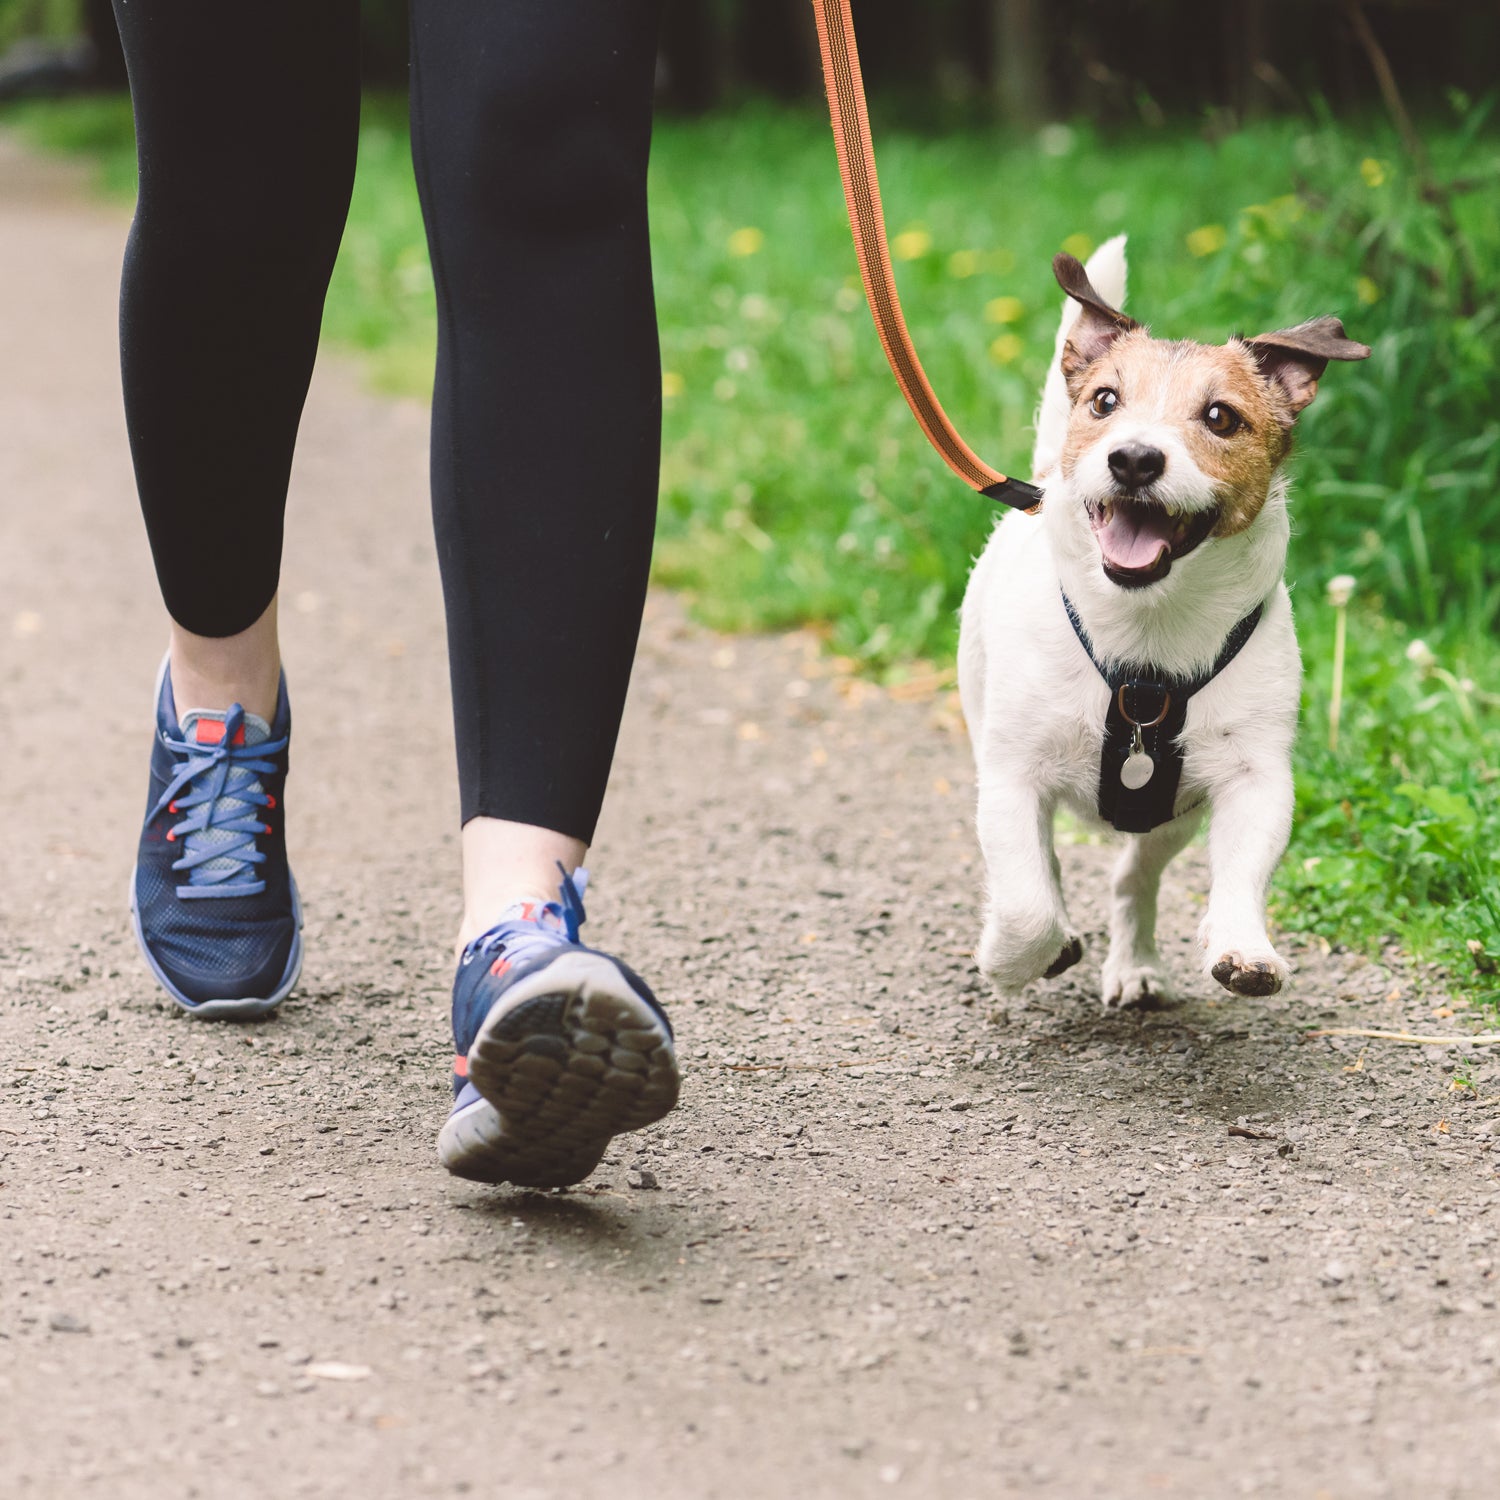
5, 93, 1496, 1003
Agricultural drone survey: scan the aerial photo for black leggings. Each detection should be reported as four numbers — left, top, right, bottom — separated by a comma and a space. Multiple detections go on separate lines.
113, 0, 663, 842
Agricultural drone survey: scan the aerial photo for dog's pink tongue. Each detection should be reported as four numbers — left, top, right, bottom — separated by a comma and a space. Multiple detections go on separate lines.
1098, 505, 1173, 574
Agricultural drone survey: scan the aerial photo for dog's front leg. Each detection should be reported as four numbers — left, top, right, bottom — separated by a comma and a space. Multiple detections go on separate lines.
974, 779, 1081, 995
1101, 810, 1203, 1009
1200, 765, 1294, 997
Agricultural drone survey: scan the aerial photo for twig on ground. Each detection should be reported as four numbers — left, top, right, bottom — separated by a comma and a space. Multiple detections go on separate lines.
1307, 1027, 1500, 1047
1228, 1125, 1278, 1140
715, 1055, 896, 1072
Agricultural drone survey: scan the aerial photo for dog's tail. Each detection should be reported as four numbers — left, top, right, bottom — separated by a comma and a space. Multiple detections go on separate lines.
1031, 233, 1128, 482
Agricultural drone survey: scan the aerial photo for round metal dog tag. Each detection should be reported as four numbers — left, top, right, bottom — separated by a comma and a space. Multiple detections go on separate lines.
1120, 751, 1155, 790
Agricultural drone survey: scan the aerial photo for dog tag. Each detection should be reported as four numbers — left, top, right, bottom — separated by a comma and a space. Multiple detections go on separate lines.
1120, 721, 1154, 789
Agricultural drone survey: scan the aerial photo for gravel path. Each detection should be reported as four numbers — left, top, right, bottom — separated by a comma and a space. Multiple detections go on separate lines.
3, 137, 1499, 1500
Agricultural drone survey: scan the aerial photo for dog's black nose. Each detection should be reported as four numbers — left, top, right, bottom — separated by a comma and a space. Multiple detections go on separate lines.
1108, 442, 1166, 491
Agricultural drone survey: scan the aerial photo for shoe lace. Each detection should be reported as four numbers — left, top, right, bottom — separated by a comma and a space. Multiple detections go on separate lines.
150, 704, 287, 900
463, 865, 589, 969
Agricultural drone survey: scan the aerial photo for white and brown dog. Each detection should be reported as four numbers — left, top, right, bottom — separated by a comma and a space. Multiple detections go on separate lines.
958, 237, 1368, 1007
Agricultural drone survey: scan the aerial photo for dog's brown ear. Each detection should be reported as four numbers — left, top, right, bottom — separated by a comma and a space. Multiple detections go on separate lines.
1053, 253, 1141, 394
1245, 316, 1371, 419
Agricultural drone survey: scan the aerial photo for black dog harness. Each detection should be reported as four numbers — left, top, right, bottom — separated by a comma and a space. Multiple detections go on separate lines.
1062, 594, 1265, 834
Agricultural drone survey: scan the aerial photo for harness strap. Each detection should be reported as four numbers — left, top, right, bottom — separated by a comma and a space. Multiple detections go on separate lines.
810, 0, 1042, 513
1063, 593, 1266, 832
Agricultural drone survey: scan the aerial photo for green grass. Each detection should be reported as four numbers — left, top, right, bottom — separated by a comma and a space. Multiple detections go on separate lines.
5, 92, 1497, 1004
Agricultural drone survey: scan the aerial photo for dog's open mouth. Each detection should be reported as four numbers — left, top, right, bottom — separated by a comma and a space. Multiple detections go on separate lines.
1088, 495, 1217, 588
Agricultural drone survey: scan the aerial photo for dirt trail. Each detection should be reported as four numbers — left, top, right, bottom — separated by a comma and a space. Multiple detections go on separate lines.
3, 138, 1499, 1500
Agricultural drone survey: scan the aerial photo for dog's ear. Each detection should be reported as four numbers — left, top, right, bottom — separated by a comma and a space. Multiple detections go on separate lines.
1053, 252, 1141, 395
1245, 317, 1371, 420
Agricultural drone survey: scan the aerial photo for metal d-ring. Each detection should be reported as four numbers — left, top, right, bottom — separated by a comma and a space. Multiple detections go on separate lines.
1117, 684, 1171, 728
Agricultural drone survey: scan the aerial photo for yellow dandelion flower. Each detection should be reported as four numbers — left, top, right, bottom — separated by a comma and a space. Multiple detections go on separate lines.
662, 371, 685, 398
989, 333, 1024, 365
1360, 158, 1386, 188
947, 249, 980, 278
892, 227, 933, 260
984, 295, 1024, 325
1186, 223, 1227, 258
1061, 232, 1094, 261
1355, 275, 1381, 306
727, 226, 765, 257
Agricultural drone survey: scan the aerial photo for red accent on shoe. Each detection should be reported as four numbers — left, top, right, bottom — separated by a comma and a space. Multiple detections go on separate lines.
193, 719, 247, 747
489, 956, 511, 978
453, 1054, 469, 1078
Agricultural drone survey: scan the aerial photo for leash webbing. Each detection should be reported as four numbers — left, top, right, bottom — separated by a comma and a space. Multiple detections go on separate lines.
810, 0, 1041, 513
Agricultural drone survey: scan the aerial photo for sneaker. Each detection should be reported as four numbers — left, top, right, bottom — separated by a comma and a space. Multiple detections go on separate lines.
439, 869, 680, 1187
130, 658, 302, 1019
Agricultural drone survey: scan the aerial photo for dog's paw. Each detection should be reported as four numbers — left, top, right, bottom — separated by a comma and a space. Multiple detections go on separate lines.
1210, 950, 1288, 997
977, 909, 1080, 994
1101, 957, 1173, 1010
1043, 933, 1085, 978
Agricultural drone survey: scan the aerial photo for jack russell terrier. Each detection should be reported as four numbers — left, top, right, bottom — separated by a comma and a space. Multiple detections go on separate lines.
959, 237, 1368, 1007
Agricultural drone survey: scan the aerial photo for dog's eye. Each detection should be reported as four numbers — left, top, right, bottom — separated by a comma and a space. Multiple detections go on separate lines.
1089, 388, 1119, 418
1203, 402, 1243, 437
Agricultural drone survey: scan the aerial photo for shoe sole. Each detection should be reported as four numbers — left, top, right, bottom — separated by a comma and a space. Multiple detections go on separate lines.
438, 950, 680, 1188
128, 867, 304, 1020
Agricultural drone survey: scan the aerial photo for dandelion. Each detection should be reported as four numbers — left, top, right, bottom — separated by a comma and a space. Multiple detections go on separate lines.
661, 371, 685, 399
989, 333, 1024, 365
1355, 275, 1381, 306
1359, 158, 1387, 188
1186, 224, 1227, 258
892, 226, 932, 260
984, 295, 1024, 325
947, 249, 980, 278
1327, 574, 1356, 751
1405, 638, 1436, 674
727, 226, 764, 257
1061, 232, 1093, 261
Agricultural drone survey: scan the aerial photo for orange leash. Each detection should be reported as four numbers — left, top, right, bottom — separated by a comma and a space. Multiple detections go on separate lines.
810, 0, 1041, 512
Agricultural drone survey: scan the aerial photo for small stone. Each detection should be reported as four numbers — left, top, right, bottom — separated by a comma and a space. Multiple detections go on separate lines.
306, 1361, 372, 1382
1321, 1261, 1348, 1286
254, 1381, 281, 1398
949, 1101, 972, 1113
626, 1168, 659, 1190
48, 1312, 90, 1334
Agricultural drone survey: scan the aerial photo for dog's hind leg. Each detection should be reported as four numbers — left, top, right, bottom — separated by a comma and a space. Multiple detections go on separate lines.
1101, 810, 1203, 1010
974, 781, 1081, 995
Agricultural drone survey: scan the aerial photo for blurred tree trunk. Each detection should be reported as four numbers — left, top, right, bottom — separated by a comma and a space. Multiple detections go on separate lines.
82, 0, 125, 86
660, 0, 728, 112
990, 0, 1053, 125
735, 0, 817, 99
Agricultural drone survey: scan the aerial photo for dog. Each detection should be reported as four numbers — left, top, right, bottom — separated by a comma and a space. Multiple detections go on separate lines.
958, 236, 1368, 1007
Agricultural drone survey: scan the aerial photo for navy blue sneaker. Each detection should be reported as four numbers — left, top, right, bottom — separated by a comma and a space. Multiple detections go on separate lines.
130, 660, 302, 1019
439, 870, 679, 1187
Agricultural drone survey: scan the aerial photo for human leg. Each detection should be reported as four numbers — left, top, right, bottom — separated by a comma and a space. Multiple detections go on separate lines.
115, 0, 361, 1012
409, 0, 677, 1183
409, 0, 663, 936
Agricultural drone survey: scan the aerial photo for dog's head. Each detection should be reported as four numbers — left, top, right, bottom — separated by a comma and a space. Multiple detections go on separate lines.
1049, 252, 1369, 590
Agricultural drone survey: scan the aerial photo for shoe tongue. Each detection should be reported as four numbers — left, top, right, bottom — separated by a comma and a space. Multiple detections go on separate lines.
1098, 502, 1173, 574
179, 708, 271, 748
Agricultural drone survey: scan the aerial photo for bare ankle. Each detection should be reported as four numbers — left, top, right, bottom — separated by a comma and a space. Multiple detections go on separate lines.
458, 817, 588, 954
169, 595, 282, 723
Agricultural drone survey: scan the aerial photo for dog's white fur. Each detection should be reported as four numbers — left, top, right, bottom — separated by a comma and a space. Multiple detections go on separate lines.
958, 236, 1302, 1007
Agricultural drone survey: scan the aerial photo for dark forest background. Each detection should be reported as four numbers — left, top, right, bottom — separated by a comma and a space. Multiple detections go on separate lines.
2, 1, 1496, 124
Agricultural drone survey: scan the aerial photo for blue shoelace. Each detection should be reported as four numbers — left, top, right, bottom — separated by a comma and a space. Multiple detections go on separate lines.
150, 704, 287, 900
462, 866, 589, 970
